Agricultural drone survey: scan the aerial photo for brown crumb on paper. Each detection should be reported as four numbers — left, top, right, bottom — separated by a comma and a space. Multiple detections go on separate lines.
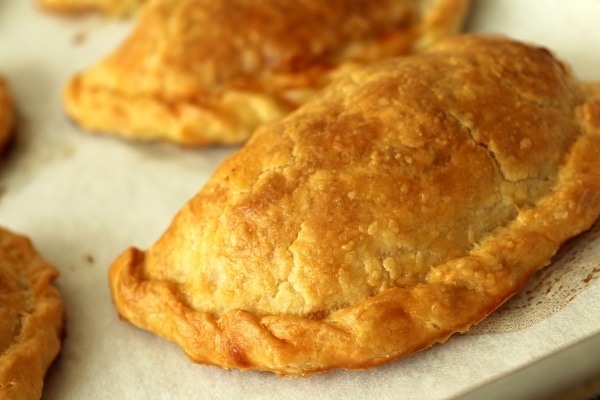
72, 31, 86, 46
85, 253, 94, 264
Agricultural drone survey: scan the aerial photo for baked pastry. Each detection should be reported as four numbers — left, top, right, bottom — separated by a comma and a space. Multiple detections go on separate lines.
0, 227, 65, 399
109, 34, 600, 375
0, 77, 15, 152
37, 0, 146, 16
64, 0, 471, 146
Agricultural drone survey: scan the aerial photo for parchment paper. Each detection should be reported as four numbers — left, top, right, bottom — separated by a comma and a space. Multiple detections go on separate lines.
0, 1, 599, 399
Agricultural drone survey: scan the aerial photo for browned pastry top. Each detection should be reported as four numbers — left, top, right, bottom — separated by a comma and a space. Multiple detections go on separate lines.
64, 0, 471, 145
0, 227, 64, 400
109, 34, 600, 375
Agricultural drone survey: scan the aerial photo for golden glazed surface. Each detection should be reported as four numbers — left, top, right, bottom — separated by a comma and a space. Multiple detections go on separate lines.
109, 35, 600, 375
64, 0, 471, 145
0, 227, 64, 399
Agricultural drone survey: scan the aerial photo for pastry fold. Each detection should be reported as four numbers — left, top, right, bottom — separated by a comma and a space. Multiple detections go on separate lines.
64, 0, 471, 145
0, 227, 65, 400
109, 35, 600, 375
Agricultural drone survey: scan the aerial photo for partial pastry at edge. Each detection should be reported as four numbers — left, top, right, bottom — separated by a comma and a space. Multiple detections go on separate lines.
64, 0, 471, 146
109, 34, 600, 375
37, 0, 146, 17
0, 77, 15, 152
0, 227, 65, 400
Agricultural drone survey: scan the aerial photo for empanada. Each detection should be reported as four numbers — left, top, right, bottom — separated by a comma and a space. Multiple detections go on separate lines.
64, 0, 471, 146
0, 227, 65, 399
0, 77, 15, 152
37, 0, 146, 16
109, 35, 600, 375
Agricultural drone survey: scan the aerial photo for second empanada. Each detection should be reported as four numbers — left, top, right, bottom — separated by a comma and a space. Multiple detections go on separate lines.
64, 0, 471, 145
108, 34, 600, 375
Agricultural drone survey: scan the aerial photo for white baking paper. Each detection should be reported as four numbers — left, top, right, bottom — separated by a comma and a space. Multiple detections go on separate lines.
0, 1, 599, 399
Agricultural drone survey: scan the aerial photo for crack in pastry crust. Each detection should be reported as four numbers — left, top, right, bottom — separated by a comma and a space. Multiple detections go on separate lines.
64, 0, 471, 146
109, 35, 600, 375
0, 227, 64, 400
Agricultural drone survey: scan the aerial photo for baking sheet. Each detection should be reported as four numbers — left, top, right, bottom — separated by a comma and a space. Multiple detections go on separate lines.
0, 1, 599, 399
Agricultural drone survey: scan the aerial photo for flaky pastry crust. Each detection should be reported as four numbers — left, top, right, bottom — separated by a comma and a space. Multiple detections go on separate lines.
0, 227, 64, 399
64, 0, 471, 146
109, 35, 600, 375
0, 77, 15, 152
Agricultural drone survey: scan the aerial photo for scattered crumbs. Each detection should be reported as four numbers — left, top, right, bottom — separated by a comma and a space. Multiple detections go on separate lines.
468, 220, 600, 335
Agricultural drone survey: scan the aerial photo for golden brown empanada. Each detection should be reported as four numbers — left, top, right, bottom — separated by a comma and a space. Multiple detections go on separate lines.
0, 227, 65, 399
37, 0, 146, 16
64, 0, 471, 146
109, 34, 600, 375
0, 77, 15, 152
